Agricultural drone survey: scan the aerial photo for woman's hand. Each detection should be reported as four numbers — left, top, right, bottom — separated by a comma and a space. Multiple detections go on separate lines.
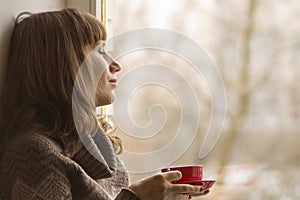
129, 171, 209, 200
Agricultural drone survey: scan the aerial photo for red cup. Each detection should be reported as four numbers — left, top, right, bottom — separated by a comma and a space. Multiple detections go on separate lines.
161, 165, 203, 184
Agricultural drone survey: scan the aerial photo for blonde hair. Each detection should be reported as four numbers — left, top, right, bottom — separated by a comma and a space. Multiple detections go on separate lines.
0, 8, 122, 157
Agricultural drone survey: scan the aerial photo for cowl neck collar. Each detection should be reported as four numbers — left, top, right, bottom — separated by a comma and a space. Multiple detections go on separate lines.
71, 128, 117, 179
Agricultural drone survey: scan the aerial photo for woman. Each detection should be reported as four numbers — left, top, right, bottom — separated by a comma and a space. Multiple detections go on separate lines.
0, 8, 209, 199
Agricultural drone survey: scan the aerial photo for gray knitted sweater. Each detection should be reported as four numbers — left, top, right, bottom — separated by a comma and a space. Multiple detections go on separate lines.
0, 128, 141, 200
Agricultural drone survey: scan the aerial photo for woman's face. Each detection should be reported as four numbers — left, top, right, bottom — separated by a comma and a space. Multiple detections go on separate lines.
94, 42, 121, 106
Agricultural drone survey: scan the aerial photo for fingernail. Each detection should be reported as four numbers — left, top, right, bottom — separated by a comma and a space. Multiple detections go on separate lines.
199, 187, 204, 192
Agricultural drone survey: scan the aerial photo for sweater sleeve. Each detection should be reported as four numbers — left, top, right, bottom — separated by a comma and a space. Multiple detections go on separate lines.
115, 188, 141, 200
0, 136, 72, 200
1, 133, 141, 200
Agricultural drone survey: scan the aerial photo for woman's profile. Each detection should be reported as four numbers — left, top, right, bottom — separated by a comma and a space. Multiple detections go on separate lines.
0, 8, 209, 199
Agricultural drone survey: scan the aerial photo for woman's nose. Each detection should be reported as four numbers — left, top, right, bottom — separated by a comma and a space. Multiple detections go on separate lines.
109, 60, 121, 73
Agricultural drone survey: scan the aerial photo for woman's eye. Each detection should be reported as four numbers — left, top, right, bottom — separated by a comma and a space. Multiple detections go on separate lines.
98, 43, 106, 54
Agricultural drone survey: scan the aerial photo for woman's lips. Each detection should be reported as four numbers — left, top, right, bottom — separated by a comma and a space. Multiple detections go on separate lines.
109, 79, 117, 87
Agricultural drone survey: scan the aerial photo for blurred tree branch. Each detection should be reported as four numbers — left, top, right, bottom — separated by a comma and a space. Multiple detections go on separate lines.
217, 0, 257, 184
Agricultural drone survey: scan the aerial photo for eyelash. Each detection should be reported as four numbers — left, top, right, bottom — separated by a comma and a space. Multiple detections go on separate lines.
98, 43, 106, 54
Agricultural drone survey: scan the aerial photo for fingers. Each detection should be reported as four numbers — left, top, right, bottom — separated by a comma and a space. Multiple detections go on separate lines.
168, 183, 211, 197
160, 171, 210, 198
161, 171, 208, 195
168, 183, 201, 194
190, 189, 210, 197
163, 170, 182, 182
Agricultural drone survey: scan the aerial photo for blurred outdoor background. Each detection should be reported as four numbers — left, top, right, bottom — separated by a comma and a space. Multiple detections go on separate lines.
106, 0, 300, 199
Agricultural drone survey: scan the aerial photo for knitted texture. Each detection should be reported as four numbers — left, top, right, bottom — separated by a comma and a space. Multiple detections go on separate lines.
0, 130, 140, 200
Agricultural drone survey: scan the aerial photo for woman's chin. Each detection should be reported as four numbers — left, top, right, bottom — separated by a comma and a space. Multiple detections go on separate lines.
95, 96, 115, 107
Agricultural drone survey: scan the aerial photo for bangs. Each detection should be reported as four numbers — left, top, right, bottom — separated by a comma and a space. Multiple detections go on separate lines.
83, 12, 107, 44
61, 8, 107, 47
